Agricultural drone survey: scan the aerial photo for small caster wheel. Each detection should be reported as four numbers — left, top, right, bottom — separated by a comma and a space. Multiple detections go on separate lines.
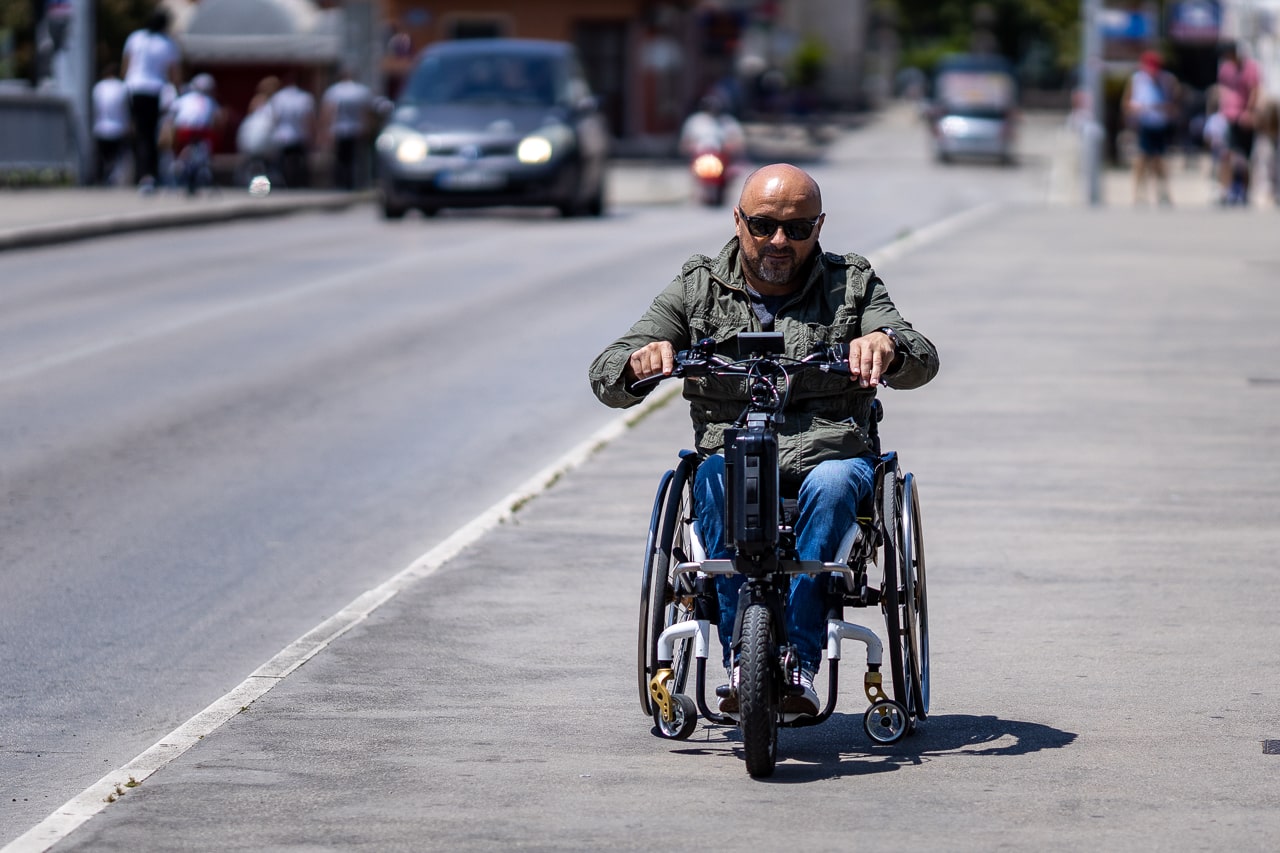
863, 699, 910, 744
654, 693, 698, 740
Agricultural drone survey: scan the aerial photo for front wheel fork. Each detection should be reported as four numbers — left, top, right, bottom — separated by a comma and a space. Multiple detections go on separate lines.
649, 667, 675, 722
863, 667, 888, 704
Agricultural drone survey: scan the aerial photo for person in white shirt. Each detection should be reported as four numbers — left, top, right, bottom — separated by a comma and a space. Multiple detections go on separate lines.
121, 9, 181, 189
92, 63, 130, 185
268, 71, 317, 188
321, 67, 373, 189
166, 74, 223, 158
679, 95, 747, 161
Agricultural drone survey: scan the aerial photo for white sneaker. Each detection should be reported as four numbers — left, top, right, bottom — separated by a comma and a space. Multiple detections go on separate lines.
781, 668, 820, 716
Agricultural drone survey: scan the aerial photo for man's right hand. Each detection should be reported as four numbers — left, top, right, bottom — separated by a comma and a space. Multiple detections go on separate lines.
625, 341, 675, 384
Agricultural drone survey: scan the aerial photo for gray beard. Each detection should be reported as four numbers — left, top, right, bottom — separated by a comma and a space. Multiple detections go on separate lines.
751, 253, 796, 284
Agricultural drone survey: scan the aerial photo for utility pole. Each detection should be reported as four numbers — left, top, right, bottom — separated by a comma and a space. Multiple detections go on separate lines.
68, 0, 94, 184
1081, 0, 1104, 206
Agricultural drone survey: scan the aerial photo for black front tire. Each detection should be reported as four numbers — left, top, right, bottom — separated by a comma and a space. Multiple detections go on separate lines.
739, 603, 778, 778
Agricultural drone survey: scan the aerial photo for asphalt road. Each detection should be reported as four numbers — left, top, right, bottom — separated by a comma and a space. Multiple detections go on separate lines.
1, 107, 1059, 846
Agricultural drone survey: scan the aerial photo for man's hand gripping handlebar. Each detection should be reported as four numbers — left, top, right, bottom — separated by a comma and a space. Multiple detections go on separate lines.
627, 337, 853, 394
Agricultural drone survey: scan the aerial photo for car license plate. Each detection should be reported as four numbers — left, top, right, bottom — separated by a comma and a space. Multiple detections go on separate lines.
437, 169, 505, 191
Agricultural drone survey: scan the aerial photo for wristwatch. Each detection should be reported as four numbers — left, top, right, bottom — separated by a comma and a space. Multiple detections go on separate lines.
877, 326, 900, 352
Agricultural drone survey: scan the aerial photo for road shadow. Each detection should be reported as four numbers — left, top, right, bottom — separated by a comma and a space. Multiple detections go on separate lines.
665, 713, 1077, 783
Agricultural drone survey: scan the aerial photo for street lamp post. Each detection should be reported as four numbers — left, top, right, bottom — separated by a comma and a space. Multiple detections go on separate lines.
1082, 0, 1104, 206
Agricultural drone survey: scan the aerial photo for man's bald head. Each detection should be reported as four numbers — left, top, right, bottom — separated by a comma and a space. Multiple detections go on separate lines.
733, 164, 825, 293
737, 164, 822, 217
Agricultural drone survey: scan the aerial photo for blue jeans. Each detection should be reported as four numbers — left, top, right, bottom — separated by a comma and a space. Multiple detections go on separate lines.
693, 453, 876, 672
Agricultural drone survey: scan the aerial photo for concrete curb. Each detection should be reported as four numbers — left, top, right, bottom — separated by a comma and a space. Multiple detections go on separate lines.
0, 192, 374, 252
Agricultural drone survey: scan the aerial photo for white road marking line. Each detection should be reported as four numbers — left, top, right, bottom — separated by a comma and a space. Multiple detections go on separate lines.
3, 200, 999, 852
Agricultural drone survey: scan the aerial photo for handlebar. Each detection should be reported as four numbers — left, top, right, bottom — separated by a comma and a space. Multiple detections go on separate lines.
630, 336, 852, 395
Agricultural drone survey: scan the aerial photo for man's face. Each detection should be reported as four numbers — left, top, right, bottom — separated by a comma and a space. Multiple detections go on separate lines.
734, 201, 824, 287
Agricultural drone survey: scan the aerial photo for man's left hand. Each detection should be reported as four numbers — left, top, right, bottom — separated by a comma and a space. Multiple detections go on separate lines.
847, 331, 897, 388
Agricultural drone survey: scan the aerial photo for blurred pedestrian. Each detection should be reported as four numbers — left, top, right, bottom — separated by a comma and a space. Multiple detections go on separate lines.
1216, 42, 1261, 206
1203, 87, 1230, 191
321, 67, 373, 190
121, 8, 182, 192
267, 70, 316, 189
1260, 99, 1280, 206
236, 75, 280, 185
165, 73, 223, 190
92, 63, 130, 186
1122, 50, 1179, 206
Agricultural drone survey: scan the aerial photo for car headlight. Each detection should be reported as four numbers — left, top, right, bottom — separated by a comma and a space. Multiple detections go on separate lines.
396, 135, 429, 163
517, 135, 553, 164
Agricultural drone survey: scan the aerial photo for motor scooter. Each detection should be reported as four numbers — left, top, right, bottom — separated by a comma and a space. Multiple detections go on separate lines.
690, 145, 731, 207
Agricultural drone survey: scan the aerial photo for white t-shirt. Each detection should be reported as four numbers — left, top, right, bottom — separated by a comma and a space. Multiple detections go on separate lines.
93, 77, 130, 139
1129, 69, 1171, 129
679, 112, 746, 156
322, 79, 372, 138
169, 91, 218, 130
268, 86, 316, 147
122, 29, 180, 96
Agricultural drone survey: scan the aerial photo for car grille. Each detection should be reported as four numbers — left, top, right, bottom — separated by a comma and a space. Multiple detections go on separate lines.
428, 141, 518, 158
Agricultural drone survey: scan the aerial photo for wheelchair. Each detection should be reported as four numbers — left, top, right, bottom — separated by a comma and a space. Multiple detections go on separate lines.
634, 334, 930, 777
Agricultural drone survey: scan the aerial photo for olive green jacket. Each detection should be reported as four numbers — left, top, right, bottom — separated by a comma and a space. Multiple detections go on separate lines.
588, 237, 940, 489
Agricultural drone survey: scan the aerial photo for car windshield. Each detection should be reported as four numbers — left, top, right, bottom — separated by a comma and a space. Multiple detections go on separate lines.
402, 52, 562, 107
935, 65, 1015, 118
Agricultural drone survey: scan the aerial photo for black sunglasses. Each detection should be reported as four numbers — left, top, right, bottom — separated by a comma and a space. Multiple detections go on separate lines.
737, 208, 823, 241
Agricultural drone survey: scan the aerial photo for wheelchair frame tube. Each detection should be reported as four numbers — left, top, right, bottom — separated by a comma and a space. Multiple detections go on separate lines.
827, 619, 883, 666
654, 618, 710, 667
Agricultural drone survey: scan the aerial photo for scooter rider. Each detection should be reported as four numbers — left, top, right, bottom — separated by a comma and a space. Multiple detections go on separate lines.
678, 94, 746, 162
588, 164, 939, 716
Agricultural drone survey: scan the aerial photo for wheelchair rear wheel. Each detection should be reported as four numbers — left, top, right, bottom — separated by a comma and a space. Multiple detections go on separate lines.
637, 455, 698, 726
902, 473, 930, 718
880, 461, 928, 724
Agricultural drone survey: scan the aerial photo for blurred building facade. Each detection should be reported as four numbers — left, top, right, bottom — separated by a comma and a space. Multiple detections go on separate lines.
164, 0, 877, 148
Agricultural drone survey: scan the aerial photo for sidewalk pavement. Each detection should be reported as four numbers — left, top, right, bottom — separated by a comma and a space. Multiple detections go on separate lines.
0, 161, 693, 252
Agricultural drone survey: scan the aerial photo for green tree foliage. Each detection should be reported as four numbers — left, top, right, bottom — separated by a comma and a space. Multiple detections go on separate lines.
96, 0, 155, 71
886, 0, 1082, 85
0, 0, 154, 82
0, 0, 36, 81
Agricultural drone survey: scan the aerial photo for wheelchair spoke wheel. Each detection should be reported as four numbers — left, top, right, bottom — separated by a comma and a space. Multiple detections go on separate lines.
902, 474, 930, 719
639, 456, 699, 722
637, 469, 673, 716
879, 459, 912, 718
738, 603, 779, 778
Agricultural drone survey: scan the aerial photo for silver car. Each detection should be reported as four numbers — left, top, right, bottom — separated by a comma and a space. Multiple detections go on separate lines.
376, 39, 609, 218
927, 54, 1018, 165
